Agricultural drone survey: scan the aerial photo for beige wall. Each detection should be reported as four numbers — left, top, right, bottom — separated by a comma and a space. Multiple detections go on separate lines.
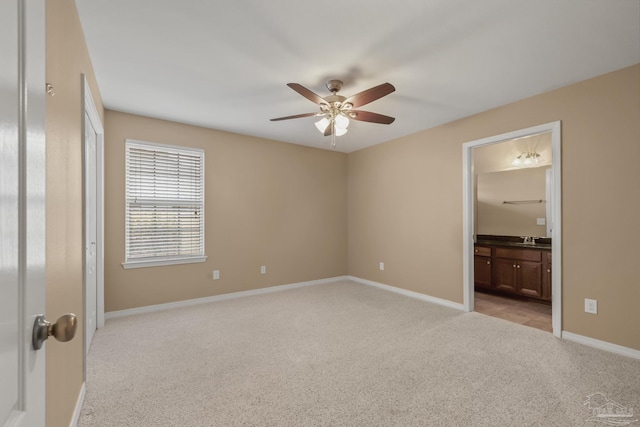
104, 111, 348, 312
348, 64, 640, 350
45, 0, 105, 426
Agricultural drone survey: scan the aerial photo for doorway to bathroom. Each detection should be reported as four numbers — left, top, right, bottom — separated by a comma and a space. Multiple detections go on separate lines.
462, 122, 562, 337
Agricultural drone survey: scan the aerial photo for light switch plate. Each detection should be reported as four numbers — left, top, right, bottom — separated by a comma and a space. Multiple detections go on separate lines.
213, 270, 220, 280
537, 217, 546, 225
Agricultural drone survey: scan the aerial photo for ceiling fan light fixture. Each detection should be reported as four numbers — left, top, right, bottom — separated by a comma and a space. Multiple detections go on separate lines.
334, 114, 349, 129
315, 117, 330, 133
335, 126, 348, 136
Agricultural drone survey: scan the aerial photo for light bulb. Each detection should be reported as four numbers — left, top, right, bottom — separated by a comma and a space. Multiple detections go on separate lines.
335, 127, 348, 136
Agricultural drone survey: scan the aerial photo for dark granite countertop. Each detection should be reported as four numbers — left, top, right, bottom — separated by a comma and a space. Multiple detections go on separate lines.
475, 234, 551, 250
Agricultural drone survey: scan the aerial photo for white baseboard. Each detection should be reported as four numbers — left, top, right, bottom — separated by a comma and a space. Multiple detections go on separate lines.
562, 331, 640, 360
348, 275, 466, 311
105, 276, 350, 320
101, 276, 640, 363
349, 277, 640, 360
69, 382, 86, 427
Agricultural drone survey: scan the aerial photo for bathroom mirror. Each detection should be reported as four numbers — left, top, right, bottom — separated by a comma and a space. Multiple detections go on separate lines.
476, 167, 550, 237
473, 132, 552, 238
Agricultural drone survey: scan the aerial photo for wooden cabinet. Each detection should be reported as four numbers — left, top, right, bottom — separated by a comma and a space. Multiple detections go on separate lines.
474, 244, 551, 302
493, 258, 518, 292
542, 251, 552, 300
473, 246, 492, 289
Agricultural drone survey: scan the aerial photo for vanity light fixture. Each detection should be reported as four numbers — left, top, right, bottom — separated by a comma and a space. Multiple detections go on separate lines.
512, 151, 544, 167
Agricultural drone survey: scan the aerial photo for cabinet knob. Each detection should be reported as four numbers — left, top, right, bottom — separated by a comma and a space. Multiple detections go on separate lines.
517, 265, 521, 268
475, 249, 478, 253
547, 269, 551, 273
487, 261, 491, 265
513, 264, 516, 268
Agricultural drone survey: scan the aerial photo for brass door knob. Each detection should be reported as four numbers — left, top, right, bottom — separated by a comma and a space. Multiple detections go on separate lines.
32, 313, 77, 350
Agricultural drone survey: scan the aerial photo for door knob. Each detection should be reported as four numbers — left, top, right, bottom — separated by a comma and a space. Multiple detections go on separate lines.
32, 313, 77, 350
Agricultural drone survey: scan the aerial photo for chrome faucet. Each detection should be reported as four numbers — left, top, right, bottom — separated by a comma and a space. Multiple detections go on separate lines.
521, 236, 530, 243
530, 237, 537, 244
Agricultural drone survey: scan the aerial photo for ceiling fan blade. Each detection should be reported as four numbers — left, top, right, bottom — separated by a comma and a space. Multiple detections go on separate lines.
287, 83, 328, 105
350, 110, 395, 124
270, 112, 317, 121
343, 83, 395, 108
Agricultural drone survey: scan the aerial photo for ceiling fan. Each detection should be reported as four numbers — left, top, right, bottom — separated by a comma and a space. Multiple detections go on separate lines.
271, 79, 396, 148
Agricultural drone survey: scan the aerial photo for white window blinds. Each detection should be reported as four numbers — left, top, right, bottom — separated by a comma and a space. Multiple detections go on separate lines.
124, 139, 205, 268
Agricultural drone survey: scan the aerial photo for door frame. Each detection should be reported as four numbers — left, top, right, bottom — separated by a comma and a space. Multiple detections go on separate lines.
81, 75, 105, 365
462, 121, 562, 337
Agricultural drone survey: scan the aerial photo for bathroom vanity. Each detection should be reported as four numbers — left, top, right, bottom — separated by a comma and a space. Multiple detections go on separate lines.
474, 235, 551, 303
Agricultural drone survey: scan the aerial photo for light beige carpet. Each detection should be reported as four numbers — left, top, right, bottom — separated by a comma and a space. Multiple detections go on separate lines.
78, 280, 640, 426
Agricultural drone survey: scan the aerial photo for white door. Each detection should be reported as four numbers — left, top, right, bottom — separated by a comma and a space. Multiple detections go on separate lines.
85, 112, 98, 353
1, 0, 46, 426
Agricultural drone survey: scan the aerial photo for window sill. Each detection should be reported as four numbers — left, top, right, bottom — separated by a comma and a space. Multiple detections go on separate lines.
122, 256, 207, 269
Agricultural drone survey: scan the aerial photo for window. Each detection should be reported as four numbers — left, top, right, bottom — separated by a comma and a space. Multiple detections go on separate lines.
123, 139, 206, 268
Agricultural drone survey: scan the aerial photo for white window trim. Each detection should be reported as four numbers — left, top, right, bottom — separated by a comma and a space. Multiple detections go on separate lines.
122, 139, 207, 269
122, 255, 207, 269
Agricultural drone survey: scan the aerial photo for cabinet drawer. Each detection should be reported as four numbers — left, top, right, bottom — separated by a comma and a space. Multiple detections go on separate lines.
494, 247, 541, 262
474, 246, 491, 257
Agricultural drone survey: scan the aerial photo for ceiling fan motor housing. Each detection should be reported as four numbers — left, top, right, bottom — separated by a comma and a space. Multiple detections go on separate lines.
326, 79, 343, 93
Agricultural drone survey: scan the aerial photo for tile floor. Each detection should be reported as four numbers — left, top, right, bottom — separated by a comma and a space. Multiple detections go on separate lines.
474, 291, 552, 332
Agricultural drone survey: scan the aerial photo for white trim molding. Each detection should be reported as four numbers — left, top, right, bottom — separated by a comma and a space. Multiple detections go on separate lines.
82, 75, 105, 330
462, 121, 562, 337
70, 382, 86, 427
562, 331, 640, 360
122, 255, 208, 269
348, 276, 466, 311
105, 276, 349, 319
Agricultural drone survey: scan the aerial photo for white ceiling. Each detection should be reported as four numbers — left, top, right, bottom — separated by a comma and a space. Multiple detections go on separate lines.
75, 0, 640, 153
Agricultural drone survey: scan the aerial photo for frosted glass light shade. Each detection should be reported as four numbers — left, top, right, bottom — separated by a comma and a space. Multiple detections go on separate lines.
512, 152, 544, 167
315, 117, 330, 133
335, 127, 348, 136
334, 114, 349, 129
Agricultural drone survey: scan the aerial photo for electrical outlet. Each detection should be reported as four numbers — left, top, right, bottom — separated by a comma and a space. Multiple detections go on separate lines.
213, 270, 220, 280
260, 265, 266, 274
584, 298, 597, 314
536, 217, 546, 225
379, 262, 384, 271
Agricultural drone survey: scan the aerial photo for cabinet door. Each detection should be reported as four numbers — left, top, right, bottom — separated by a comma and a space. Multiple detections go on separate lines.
474, 256, 492, 289
542, 253, 551, 300
493, 258, 517, 292
518, 261, 543, 298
